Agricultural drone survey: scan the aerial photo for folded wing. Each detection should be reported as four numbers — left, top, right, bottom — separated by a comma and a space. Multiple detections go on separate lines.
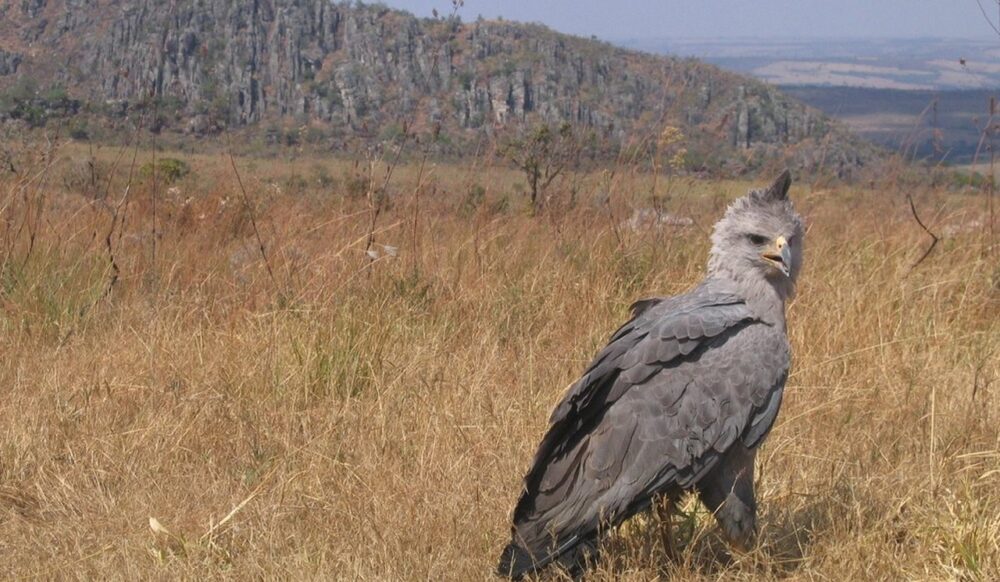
505, 287, 788, 572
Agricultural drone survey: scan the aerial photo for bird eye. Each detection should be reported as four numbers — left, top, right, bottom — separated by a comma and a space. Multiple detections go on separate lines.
747, 234, 768, 245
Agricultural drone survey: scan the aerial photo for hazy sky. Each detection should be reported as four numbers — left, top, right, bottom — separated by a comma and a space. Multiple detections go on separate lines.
376, 0, 996, 41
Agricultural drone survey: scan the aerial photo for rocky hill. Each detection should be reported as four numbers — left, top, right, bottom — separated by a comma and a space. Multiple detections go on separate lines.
0, 1, 878, 175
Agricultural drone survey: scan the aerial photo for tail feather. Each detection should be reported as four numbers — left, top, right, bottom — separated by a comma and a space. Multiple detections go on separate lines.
496, 535, 597, 579
496, 542, 536, 579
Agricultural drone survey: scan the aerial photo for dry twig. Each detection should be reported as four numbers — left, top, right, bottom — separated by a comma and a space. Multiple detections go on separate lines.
906, 194, 939, 269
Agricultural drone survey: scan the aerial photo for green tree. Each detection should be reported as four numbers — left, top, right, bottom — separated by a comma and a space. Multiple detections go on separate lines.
500, 122, 581, 211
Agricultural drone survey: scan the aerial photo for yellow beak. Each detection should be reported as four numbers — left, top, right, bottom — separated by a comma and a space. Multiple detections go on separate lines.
762, 235, 791, 276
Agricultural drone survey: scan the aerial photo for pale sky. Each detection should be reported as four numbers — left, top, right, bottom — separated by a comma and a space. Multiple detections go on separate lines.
375, 0, 997, 41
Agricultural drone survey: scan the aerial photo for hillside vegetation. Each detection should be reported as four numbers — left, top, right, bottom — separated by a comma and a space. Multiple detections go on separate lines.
0, 1, 877, 176
0, 136, 996, 579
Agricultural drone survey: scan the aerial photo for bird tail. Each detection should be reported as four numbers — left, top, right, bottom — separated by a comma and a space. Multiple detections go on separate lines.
496, 542, 535, 579
497, 535, 598, 579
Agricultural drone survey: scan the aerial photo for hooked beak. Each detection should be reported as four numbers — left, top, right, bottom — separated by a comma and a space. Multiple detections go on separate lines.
762, 235, 792, 277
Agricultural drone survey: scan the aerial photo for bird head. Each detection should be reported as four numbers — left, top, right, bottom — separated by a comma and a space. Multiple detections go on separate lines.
707, 170, 804, 295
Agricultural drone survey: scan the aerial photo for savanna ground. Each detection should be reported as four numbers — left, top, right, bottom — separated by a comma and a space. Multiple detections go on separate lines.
0, 135, 997, 580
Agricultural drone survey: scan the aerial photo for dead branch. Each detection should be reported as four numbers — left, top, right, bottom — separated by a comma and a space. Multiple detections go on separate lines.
907, 194, 939, 269
976, 0, 1000, 37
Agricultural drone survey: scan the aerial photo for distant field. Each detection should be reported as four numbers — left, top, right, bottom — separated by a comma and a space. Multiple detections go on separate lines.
782, 86, 997, 164
623, 38, 1000, 166
958, 162, 1000, 180
626, 38, 1000, 90
0, 137, 997, 579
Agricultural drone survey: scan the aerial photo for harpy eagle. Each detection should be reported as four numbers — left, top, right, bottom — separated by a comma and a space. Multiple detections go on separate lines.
498, 171, 804, 578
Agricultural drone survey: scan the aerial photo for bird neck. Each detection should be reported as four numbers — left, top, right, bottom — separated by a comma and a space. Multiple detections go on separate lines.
705, 270, 791, 326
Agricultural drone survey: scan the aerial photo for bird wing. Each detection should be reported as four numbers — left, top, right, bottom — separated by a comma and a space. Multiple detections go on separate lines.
508, 287, 789, 566
548, 291, 744, 423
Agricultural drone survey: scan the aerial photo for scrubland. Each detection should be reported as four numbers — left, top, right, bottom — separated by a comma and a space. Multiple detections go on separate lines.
0, 138, 997, 580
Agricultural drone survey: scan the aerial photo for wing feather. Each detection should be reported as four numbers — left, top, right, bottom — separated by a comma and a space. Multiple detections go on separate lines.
509, 287, 790, 569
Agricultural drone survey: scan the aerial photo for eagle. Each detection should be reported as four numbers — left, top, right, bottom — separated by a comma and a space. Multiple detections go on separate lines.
498, 170, 804, 578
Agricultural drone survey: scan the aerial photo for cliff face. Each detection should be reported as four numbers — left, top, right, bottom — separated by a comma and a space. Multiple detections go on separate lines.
0, 1, 877, 174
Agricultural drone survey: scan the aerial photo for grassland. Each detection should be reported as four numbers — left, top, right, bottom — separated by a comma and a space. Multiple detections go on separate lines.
781, 87, 998, 166
0, 138, 997, 580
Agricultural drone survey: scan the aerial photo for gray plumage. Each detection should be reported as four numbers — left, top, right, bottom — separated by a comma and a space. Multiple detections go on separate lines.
498, 171, 804, 578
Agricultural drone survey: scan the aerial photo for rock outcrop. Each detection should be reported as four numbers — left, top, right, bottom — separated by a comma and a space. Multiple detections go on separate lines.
0, 0, 878, 174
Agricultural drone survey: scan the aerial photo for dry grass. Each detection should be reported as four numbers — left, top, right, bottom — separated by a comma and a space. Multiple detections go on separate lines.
0, 138, 997, 580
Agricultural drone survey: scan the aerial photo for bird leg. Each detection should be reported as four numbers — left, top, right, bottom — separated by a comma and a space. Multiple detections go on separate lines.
656, 497, 679, 562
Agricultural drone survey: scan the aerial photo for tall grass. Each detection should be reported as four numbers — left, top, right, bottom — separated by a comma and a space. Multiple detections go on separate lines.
0, 138, 996, 580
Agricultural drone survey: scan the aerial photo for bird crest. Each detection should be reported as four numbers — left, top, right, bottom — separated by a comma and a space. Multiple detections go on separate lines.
745, 169, 792, 206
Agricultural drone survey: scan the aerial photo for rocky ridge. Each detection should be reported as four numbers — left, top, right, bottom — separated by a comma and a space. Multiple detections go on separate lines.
0, 1, 878, 174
